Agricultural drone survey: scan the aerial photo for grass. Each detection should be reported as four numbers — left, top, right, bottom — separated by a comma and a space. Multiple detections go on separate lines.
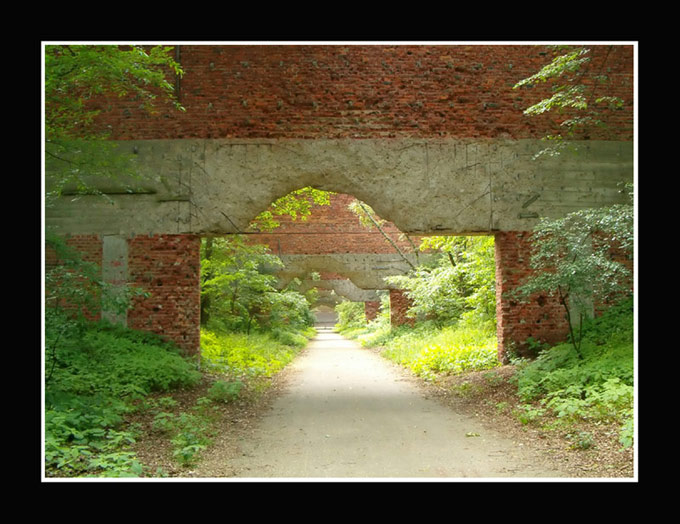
338, 316, 500, 381
199, 326, 314, 380
44, 314, 316, 478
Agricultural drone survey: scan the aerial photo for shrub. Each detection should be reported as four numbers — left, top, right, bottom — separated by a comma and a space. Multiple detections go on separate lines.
386, 322, 499, 380
335, 301, 366, 330
44, 319, 201, 477
200, 328, 308, 379
207, 380, 244, 403
511, 298, 634, 447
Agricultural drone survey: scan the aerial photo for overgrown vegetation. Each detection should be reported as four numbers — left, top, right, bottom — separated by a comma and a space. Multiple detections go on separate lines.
44, 44, 184, 204
44, 236, 317, 477
44, 317, 202, 477
335, 225, 634, 451
336, 235, 500, 381
510, 297, 634, 448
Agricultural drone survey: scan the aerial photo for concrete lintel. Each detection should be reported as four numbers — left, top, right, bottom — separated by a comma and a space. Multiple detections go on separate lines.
45, 138, 633, 237
276, 253, 415, 289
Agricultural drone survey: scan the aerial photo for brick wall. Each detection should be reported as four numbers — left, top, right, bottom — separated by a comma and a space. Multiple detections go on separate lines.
364, 301, 381, 322
48, 44, 634, 359
494, 231, 570, 361
127, 234, 201, 354
389, 289, 416, 327
45, 234, 104, 321
88, 44, 634, 141
45, 233, 201, 354
248, 193, 418, 255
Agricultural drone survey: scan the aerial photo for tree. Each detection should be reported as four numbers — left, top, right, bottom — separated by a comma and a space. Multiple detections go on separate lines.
514, 193, 633, 358
386, 236, 496, 328
44, 44, 184, 203
200, 236, 318, 333
200, 236, 283, 333
250, 187, 333, 232
513, 45, 625, 158
513, 44, 634, 357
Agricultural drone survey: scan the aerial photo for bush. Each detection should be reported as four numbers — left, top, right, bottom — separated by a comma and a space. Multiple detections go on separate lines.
335, 301, 366, 330
207, 380, 244, 403
44, 319, 201, 477
200, 327, 310, 379
381, 320, 499, 380
511, 298, 634, 447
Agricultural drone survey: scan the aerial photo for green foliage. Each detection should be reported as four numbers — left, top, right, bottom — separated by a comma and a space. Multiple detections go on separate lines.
386, 236, 496, 327
44, 44, 184, 203
513, 45, 626, 157
378, 318, 499, 381
200, 328, 310, 379
251, 187, 334, 231
515, 197, 633, 357
335, 301, 367, 331
200, 236, 316, 334
346, 315, 499, 382
511, 298, 634, 448
44, 319, 201, 477
207, 380, 244, 403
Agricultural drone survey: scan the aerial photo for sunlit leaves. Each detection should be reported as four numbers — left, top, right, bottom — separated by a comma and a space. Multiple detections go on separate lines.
44, 44, 184, 203
513, 45, 626, 152
250, 187, 334, 231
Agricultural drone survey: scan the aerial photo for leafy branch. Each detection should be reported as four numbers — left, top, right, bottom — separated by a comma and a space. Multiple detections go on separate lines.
514, 45, 625, 157
347, 199, 417, 271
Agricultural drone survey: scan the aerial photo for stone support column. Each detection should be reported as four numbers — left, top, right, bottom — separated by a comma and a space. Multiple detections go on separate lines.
127, 234, 202, 355
364, 300, 380, 322
389, 289, 414, 327
494, 231, 569, 362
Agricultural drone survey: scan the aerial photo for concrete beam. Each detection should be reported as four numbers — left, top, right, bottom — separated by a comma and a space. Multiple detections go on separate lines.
294, 278, 381, 302
276, 253, 417, 289
45, 138, 633, 237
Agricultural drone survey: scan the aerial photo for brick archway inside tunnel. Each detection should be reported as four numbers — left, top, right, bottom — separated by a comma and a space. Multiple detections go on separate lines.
45, 43, 635, 361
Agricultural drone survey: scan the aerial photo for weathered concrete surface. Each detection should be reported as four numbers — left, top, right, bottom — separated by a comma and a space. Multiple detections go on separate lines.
276, 253, 418, 290
293, 278, 381, 303
45, 138, 633, 237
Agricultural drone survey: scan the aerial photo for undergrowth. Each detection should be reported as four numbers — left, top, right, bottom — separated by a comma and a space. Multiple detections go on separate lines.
338, 313, 499, 381
44, 317, 201, 478
336, 296, 635, 450
44, 315, 316, 478
199, 326, 315, 381
511, 297, 634, 448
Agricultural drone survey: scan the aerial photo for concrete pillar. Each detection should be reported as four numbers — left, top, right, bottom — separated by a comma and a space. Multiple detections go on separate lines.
101, 235, 129, 326
364, 300, 380, 322
494, 231, 569, 362
389, 289, 415, 327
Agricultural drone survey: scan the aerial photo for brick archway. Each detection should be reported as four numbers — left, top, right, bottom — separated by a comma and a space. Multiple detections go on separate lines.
45, 44, 634, 359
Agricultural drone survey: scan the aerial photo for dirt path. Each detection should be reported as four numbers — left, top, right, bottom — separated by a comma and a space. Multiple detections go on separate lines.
223, 328, 566, 479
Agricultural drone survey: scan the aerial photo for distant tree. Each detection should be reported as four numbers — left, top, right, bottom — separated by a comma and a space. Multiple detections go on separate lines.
200, 236, 315, 333
386, 236, 496, 328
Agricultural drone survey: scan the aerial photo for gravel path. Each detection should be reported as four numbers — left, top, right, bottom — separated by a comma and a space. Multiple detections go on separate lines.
227, 328, 566, 479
